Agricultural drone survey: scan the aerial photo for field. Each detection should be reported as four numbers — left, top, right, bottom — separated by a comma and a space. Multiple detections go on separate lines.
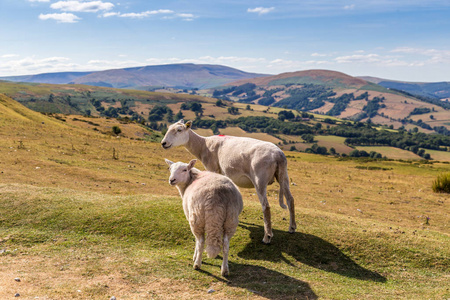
1, 95, 449, 299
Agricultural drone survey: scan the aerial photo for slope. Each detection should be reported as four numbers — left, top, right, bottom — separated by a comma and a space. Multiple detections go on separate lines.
211, 70, 450, 132
0, 95, 449, 299
360, 76, 450, 99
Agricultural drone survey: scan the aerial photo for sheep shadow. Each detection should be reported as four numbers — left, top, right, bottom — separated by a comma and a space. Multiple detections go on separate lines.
238, 222, 386, 283
199, 262, 318, 300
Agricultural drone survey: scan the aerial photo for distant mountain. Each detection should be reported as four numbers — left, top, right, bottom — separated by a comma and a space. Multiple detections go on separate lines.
0, 72, 93, 85
359, 76, 450, 99
0, 64, 268, 89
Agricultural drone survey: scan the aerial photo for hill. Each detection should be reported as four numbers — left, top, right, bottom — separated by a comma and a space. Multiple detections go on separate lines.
1, 80, 450, 161
0, 93, 449, 299
208, 70, 450, 134
0, 72, 93, 85
0, 64, 268, 89
360, 76, 450, 100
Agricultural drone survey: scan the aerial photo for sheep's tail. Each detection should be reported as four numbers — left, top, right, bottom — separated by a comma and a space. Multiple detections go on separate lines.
205, 206, 225, 258
276, 156, 290, 210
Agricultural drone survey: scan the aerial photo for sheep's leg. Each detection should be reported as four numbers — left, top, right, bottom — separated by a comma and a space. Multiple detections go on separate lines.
286, 189, 297, 233
221, 234, 230, 276
193, 234, 205, 270
255, 184, 273, 244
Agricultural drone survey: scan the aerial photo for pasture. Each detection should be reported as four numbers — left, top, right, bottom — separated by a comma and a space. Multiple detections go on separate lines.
0, 97, 449, 299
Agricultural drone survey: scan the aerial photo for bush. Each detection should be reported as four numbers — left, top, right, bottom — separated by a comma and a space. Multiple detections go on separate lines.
432, 173, 450, 193
112, 126, 121, 135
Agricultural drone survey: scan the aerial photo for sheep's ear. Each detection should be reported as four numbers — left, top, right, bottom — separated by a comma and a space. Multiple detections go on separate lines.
178, 119, 184, 124
185, 120, 192, 129
187, 159, 197, 170
165, 159, 174, 167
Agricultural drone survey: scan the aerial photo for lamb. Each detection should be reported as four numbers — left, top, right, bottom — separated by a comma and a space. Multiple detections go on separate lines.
165, 158, 243, 276
161, 120, 296, 244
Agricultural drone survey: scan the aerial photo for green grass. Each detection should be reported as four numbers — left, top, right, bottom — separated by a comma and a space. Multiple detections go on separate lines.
1, 180, 449, 299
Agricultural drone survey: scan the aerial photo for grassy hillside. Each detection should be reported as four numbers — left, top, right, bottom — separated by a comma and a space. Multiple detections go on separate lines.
208, 70, 450, 134
1, 94, 449, 299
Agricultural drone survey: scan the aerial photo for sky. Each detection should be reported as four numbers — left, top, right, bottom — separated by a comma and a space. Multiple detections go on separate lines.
1, 0, 450, 82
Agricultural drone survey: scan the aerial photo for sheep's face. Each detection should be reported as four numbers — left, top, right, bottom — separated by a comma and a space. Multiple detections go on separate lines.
161, 120, 192, 149
165, 159, 197, 186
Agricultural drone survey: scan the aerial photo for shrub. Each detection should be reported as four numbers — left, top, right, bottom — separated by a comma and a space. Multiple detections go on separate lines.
112, 126, 121, 135
432, 173, 450, 193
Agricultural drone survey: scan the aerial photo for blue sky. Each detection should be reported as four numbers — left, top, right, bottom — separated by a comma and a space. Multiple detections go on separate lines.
1, 0, 450, 82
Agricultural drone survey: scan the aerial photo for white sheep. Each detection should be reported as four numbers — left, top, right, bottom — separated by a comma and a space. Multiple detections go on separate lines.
165, 158, 243, 276
161, 120, 296, 244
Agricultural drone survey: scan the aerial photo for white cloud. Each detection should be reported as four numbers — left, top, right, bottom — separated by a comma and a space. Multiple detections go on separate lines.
391, 47, 450, 66
28, 0, 50, 2
102, 12, 119, 17
39, 13, 81, 23
311, 53, 328, 57
102, 9, 196, 20
344, 4, 355, 10
0, 56, 77, 76
1, 54, 20, 59
176, 13, 195, 21
247, 7, 275, 15
51, 1, 114, 13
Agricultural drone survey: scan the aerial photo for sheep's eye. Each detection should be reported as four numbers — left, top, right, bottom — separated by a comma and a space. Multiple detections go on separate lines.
183, 169, 187, 172
177, 128, 183, 132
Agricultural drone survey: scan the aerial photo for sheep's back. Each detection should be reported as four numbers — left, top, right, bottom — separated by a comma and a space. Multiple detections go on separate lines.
184, 171, 243, 215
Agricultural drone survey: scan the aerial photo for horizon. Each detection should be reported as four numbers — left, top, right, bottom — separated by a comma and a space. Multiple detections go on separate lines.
1, 1, 450, 82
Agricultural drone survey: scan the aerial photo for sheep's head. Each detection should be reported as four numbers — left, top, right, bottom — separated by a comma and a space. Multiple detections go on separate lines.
165, 159, 197, 186
161, 120, 192, 150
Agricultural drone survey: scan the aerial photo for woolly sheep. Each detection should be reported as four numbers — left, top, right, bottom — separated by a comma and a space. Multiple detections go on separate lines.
161, 120, 296, 244
165, 158, 243, 276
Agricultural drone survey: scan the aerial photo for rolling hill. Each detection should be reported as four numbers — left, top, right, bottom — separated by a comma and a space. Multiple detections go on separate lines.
360, 76, 450, 100
208, 69, 450, 133
0, 64, 268, 89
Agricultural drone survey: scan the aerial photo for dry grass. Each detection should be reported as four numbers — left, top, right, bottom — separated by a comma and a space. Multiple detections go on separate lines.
1, 94, 449, 299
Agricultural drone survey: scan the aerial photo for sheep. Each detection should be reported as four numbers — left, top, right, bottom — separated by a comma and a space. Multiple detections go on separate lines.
165, 158, 243, 276
161, 120, 297, 244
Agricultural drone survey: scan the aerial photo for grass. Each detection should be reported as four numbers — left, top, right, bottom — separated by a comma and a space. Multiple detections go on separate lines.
432, 172, 450, 193
1, 95, 450, 299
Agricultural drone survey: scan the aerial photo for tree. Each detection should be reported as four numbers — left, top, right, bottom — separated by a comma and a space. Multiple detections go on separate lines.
112, 126, 121, 135
301, 134, 315, 143
228, 107, 239, 115
174, 110, 184, 121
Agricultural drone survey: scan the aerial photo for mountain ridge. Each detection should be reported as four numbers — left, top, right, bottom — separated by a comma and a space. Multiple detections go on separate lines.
0, 64, 268, 89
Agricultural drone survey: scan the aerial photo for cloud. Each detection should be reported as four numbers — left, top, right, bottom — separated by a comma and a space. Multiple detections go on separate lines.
102, 9, 195, 21
391, 47, 450, 64
247, 7, 275, 15
311, 53, 328, 57
50, 1, 114, 13
344, 4, 355, 10
1, 54, 20, 59
39, 13, 81, 23
117, 10, 173, 18
0, 56, 77, 76
176, 13, 195, 21
28, 0, 50, 2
